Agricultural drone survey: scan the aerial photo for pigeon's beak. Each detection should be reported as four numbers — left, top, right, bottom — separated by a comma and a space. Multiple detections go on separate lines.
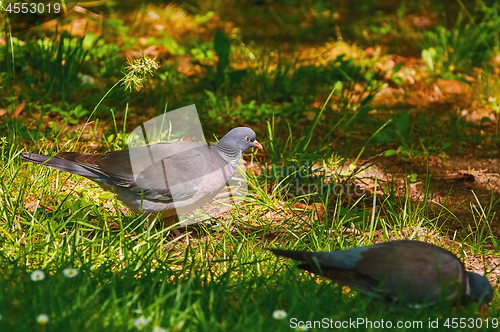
253, 140, 263, 150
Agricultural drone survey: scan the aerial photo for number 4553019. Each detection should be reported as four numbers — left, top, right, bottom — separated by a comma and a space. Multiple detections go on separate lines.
444, 318, 498, 329
4, 2, 62, 14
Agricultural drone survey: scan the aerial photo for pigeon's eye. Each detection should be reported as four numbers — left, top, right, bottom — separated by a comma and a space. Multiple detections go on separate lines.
245, 136, 250, 141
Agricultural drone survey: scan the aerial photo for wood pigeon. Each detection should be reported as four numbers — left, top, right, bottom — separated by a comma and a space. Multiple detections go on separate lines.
21, 127, 262, 226
271, 240, 493, 307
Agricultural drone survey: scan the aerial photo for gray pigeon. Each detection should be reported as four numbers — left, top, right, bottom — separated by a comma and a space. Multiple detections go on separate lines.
21, 127, 262, 226
271, 240, 493, 307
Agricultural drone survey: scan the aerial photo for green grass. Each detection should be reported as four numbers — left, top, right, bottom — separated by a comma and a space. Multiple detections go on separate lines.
1, 244, 497, 332
1, 129, 499, 330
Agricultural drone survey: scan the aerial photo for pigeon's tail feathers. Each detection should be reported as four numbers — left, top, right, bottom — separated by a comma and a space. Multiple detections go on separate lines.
271, 249, 331, 276
271, 246, 370, 270
270, 249, 315, 261
21, 152, 99, 179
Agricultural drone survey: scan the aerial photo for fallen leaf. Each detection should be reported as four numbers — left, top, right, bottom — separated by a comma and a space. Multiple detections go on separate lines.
13, 101, 25, 118
143, 45, 169, 57
177, 54, 196, 76
436, 78, 465, 94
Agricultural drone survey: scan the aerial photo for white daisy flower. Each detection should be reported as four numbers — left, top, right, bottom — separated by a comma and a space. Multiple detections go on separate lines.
31, 270, 45, 282
133, 316, 149, 329
272, 309, 287, 320
153, 327, 168, 332
37, 314, 49, 324
297, 325, 309, 331
63, 268, 79, 278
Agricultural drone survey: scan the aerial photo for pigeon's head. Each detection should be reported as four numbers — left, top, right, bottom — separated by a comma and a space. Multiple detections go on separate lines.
466, 272, 493, 305
219, 127, 263, 152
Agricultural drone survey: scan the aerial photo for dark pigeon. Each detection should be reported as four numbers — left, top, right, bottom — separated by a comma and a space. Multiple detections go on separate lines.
21, 127, 262, 226
271, 240, 493, 307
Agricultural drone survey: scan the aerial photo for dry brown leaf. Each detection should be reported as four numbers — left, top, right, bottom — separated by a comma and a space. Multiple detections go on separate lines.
143, 45, 169, 57
293, 202, 325, 221
121, 50, 142, 59
177, 54, 196, 76
435, 78, 465, 94
13, 101, 25, 118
